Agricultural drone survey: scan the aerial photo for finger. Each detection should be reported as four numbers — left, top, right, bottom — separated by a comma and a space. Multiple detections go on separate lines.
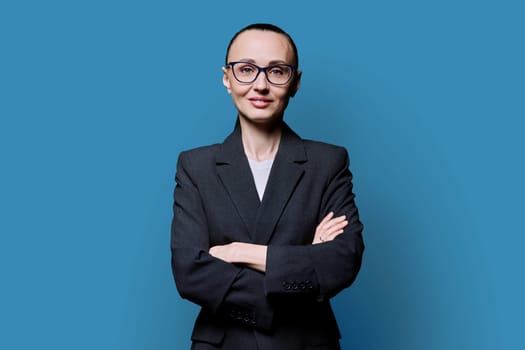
324, 220, 348, 237
315, 212, 334, 234
323, 215, 347, 231
324, 229, 345, 241
328, 219, 348, 232
316, 217, 346, 240
319, 211, 334, 226
317, 227, 344, 244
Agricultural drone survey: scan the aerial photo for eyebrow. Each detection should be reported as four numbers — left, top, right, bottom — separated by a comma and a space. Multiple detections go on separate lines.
235, 58, 291, 65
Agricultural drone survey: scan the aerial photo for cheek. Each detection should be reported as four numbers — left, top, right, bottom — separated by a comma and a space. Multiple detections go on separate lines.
230, 91, 249, 110
230, 84, 251, 98
275, 90, 291, 105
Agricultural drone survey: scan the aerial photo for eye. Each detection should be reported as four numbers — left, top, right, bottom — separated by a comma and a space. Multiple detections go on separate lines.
237, 64, 257, 74
268, 65, 290, 76
268, 67, 284, 76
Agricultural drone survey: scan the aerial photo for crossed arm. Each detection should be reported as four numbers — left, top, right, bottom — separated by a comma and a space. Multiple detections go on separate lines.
208, 212, 348, 272
172, 148, 364, 330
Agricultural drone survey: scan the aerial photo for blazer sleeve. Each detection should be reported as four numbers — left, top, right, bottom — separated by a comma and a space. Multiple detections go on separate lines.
264, 147, 364, 301
171, 152, 275, 330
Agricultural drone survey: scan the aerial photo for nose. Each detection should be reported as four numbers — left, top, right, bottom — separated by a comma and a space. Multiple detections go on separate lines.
253, 70, 269, 91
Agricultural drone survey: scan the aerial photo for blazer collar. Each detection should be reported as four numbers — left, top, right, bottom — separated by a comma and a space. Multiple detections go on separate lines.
215, 120, 307, 243
216, 120, 307, 164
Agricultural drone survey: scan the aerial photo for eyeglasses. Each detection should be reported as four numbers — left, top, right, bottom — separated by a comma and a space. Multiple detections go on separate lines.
226, 61, 296, 85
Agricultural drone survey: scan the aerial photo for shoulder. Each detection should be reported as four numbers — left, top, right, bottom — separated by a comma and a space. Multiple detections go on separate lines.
302, 139, 349, 166
177, 144, 221, 169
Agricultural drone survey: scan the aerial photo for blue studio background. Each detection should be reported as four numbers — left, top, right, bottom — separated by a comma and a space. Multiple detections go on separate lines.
1, 0, 523, 349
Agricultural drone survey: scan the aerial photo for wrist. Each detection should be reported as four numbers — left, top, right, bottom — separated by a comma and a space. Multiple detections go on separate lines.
231, 242, 242, 263
230, 243, 265, 265
233, 242, 253, 264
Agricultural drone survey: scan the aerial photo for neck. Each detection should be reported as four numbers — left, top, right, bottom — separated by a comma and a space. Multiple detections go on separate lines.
239, 117, 282, 161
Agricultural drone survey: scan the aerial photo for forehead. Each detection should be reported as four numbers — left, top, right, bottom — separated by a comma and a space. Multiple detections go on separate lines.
228, 30, 294, 64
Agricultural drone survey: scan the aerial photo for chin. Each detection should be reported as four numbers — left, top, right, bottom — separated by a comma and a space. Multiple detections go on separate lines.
243, 112, 281, 124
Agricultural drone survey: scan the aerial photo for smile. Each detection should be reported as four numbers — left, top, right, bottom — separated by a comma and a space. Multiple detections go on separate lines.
248, 98, 272, 108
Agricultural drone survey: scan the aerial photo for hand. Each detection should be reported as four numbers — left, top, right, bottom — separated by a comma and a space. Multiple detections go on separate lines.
209, 242, 267, 272
312, 212, 348, 244
209, 242, 237, 263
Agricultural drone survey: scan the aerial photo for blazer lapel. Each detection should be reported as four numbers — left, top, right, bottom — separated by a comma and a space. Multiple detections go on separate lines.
253, 123, 308, 244
215, 123, 261, 239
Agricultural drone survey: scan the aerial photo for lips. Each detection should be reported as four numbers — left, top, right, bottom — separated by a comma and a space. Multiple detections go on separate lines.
248, 97, 272, 108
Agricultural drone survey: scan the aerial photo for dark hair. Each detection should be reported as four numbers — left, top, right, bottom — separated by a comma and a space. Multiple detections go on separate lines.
225, 23, 299, 68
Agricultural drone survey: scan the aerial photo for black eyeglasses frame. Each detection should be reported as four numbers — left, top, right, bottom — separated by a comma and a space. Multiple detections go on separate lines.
226, 61, 296, 86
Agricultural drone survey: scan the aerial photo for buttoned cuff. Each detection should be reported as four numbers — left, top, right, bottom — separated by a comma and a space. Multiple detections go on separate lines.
264, 245, 320, 297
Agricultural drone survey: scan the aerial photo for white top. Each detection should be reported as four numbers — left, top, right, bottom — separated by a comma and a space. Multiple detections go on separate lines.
248, 158, 274, 201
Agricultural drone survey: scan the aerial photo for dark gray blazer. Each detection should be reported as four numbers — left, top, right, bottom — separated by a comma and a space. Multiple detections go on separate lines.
171, 122, 364, 350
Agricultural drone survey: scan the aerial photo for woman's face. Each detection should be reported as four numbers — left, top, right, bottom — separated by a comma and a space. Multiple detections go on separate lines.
223, 30, 301, 126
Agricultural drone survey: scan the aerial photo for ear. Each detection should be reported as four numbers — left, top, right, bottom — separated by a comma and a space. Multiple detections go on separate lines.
222, 66, 232, 94
289, 70, 302, 98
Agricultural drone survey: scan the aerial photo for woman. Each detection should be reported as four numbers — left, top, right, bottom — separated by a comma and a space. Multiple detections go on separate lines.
171, 23, 364, 350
